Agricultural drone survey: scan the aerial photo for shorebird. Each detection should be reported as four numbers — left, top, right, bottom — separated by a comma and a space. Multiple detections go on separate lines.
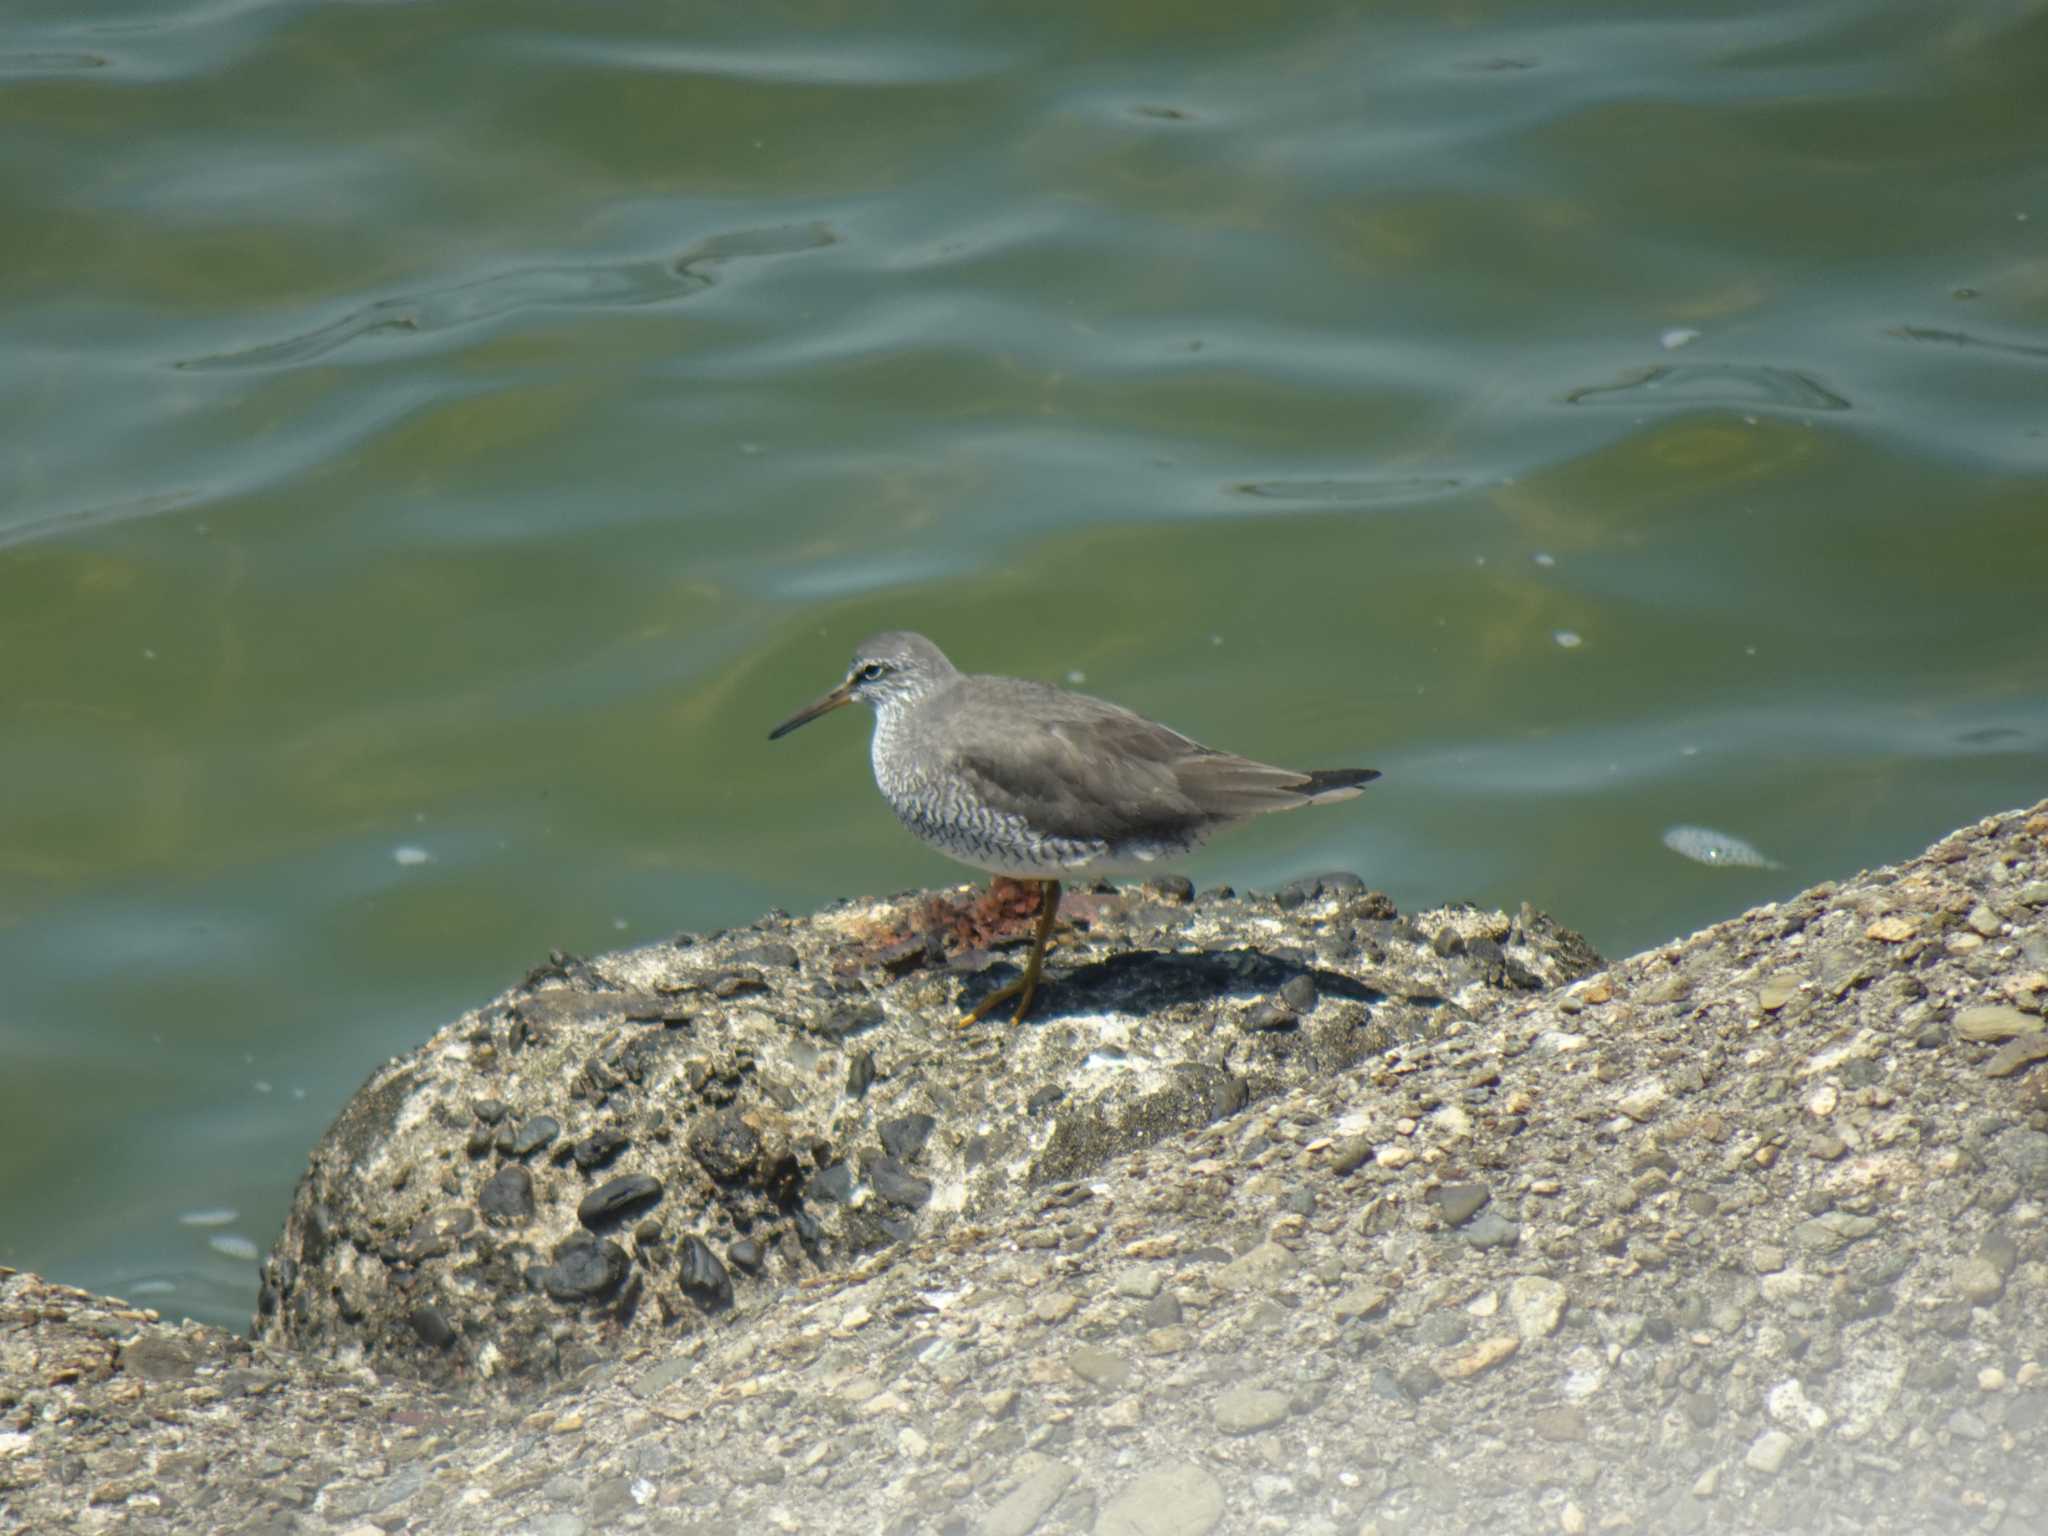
769, 631, 1377, 1025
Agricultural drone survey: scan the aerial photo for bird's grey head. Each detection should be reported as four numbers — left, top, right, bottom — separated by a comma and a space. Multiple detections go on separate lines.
767, 631, 958, 741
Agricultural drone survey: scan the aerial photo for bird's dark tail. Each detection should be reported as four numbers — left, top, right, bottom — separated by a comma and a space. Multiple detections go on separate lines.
1301, 768, 1381, 802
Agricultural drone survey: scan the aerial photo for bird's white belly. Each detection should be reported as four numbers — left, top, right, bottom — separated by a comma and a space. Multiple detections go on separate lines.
871, 715, 1209, 879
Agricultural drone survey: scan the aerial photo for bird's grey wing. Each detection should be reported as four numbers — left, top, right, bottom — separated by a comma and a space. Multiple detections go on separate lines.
940, 682, 1329, 842
936, 684, 1202, 844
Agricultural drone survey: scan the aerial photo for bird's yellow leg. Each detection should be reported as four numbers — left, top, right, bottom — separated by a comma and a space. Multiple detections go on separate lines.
959, 879, 1062, 1027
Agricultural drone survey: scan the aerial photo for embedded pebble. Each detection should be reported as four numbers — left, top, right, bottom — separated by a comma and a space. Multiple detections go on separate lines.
1793, 1213, 1878, 1253
571, 1129, 628, 1171
533, 1236, 628, 1302
407, 1304, 455, 1349
1463, 1212, 1521, 1249
867, 1156, 933, 1209
1279, 974, 1318, 1012
977, 1458, 1077, 1536
1442, 1334, 1519, 1379
1429, 1182, 1489, 1227
1214, 1241, 1299, 1290
1956, 1004, 2032, 1041
1212, 1387, 1290, 1434
477, 1165, 536, 1225
577, 1173, 662, 1229
1953, 1254, 2006, 1305
689, 1110, 761, 1180
1114, 1266, 1163, 1300
1032, 1292, 1079, 1324
1759, 973, 1801, 1011
878, 1113, 936, 1161
1745, 1430, 1796, 1474
1332, 1285, 1390, 1321
1096, 1461, 1224, 1536
1615, 1080, 1667, 1122
1507, 1275, 1568, 1339
679, 1236, 733, 1312
500, 1116, 560, 1158
1068, 1346, 1134, 1389
1985, 1033, 2048, 1077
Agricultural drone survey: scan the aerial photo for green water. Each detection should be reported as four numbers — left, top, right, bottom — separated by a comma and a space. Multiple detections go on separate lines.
1, 0, 2043, 1329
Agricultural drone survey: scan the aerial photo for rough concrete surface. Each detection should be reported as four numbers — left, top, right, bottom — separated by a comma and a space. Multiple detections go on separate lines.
3, 803, 2047, 1536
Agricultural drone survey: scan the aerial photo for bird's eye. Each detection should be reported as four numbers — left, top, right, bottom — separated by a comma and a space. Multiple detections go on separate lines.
858, 662, 886, 682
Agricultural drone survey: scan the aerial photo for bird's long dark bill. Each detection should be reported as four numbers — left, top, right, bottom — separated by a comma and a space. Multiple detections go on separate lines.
767, 681, 854, 740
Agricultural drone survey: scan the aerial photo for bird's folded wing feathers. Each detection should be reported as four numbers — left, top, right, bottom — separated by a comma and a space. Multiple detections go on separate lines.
939, 683, 1325, 843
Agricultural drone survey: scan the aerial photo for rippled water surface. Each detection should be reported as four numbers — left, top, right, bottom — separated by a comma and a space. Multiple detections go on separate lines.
2, 0, 2044, 1327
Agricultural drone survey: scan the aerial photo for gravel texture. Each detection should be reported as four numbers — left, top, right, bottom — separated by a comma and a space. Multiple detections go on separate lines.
4, 803, 2047, 1536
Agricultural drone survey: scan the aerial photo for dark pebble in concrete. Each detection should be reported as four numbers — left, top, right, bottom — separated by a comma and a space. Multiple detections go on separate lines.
1280, 974, 1318, 1012
1027, 1085, 1065, 1114
1275, 871, 1366, 910
1394, 1364, 1443, 1401
408, 1304, 456, 1349
1149, 874, 1195, 903
731, 941, 799, 970
1330, 1137, 1373, 1175
846, 1050, 875, 1098
877, 934, 935, 976
577, 1173, 663, 1229
1244, 1000, 1297, 1031
1428, 1182, 1490, 1227
478, 1164, 536, 1226
1463, 1211, 1521, 1249
868, 1156, 933, 1209
727, 1238, 764, 1274
1143, 1293, 1183, 1327
1840, 1056, 1881, 1086
1415, 1312, 1469, 1348
690, 1108, 762, 1181
879, 1112, 936, 1162
499, 1115, 560, 1159
680, 1236, 734, 1312
572, 1129, 628, 1172
807, 1162, 854, 1203
535, 1235, 629, 1303
1431, 927, 1466, 958
472, 1099, 508, 1125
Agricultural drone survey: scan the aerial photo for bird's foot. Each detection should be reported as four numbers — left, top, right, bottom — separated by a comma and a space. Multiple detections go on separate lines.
958, 958, 1045, 1029
958, 876, 1060, 1029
